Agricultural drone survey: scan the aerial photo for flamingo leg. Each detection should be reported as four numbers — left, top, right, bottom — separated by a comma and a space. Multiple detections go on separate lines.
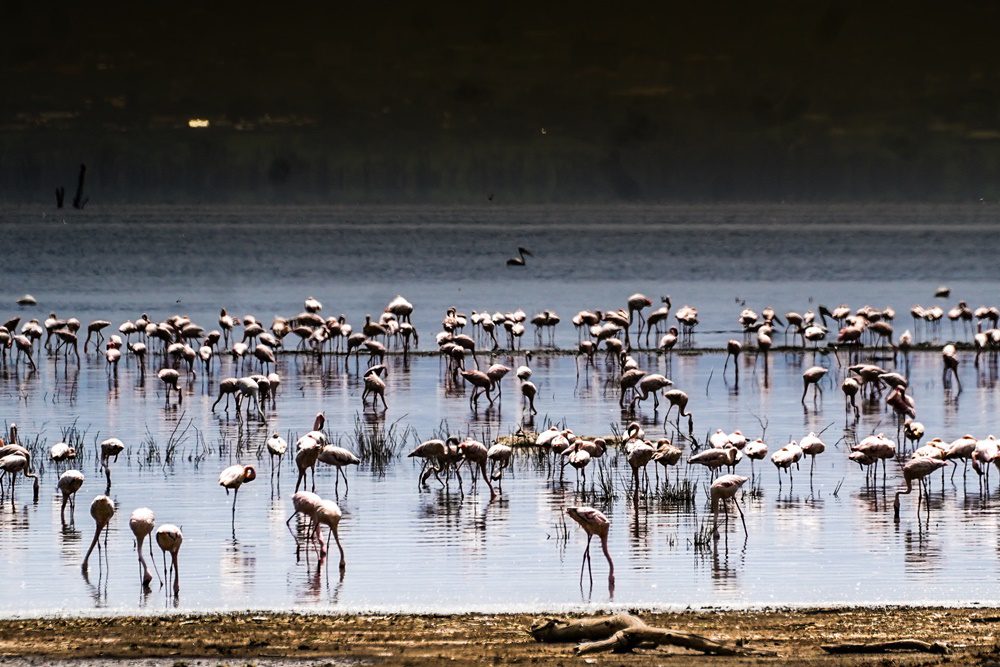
331, 525, 346, 571
734, 496, 748, 537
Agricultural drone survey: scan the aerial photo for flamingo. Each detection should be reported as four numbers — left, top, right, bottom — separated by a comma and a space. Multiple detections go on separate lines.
295, 438, 322, 493
723, 339, 742, 376
82, 495, 115, 572
461, 369, 494, 409
286, 490, 324, 550
626, 440, 656, 490
852, 434, 896, 486
903, 419, 925, 450
50, 441, 77, 465
313, 499, 346, 571
711, 474, 749, 537
57, 470, 84, 521
156, 524, 183, 593
99, 437, 125, 490
944, 435, 977, 480
266, 432, 288, 476
664, 389, 693, 433
626, 293, 652, 336
942, 344, 961, 390
362, 364, 388, 409
893, 457, 947, 522
485, 363, 511, 399
304, 296, 323, 313
457, 438, 496, 499
211, 378, 239, 411
799, 432, 826, 477
408, 438, 451, 487
689, 447, 739, 477
564, 443, 593, 484
318, 445, 361, 492
0, 452, 39, 502
236, 377, 264, 419
771, 442, 803, 486
744, 438, 768, 478
520, 377, 538, 415
129, 507, 157, 588
487, 442, 514, 489
652, 439, 682, 482
842, 378, 860, 418
84, 320, 111, 352
158, 368, 182, 404
645, 297, 673, 346
801, 366, 828, 403
630, 374, 672, 411
385, 295, 414, 323
566, 506, 614, 588
219, 464, 257, 522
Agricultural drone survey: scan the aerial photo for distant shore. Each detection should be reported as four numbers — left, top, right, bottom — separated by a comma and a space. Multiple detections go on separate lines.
0, 607, 993, 664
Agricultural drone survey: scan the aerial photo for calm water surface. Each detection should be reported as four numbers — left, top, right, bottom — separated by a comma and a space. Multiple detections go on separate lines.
1, 203, 1000, 615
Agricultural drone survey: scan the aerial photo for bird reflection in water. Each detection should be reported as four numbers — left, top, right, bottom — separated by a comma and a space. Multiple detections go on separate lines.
81, 567, 109, 608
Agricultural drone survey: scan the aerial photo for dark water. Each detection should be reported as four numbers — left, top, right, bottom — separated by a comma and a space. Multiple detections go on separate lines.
1, 203, 1000, 615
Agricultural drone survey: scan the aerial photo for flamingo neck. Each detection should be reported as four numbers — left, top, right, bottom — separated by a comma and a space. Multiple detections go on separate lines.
600, 533, 614, 579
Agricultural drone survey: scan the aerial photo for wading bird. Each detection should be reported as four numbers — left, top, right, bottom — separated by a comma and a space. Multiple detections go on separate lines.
894, 457, 947, 523
566, 506, 614, 589
82, 495, 115, 572
57, 469, 84, 521
219, 464, 257, 523
711, 474, 749, 538
129, 507, 157, 588
156, 524, 183, 594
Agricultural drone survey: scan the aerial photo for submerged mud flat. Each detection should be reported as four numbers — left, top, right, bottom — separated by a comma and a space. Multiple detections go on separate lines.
0, 608, 998, 665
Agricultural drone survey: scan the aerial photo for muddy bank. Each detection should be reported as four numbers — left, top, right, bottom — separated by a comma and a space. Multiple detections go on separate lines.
1, 607, 998, 665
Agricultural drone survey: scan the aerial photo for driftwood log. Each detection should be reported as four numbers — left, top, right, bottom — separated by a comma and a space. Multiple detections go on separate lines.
821, 639, 949, 655
530, 613, 773, 656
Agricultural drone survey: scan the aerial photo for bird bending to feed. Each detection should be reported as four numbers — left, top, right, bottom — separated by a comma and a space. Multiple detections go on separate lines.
894, 457, 947, 522
156, 524, 183, 594
506, 246, 533, 266
313, 498, 347, 571
566, 506, 614, 588
82, 495, 115, 572
129, 507, 157, 588
57, 469, 84, 521
711, 474, 749, 537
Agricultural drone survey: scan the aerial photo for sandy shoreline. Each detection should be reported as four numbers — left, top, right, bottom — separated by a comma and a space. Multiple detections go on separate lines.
0, 607, 996, 665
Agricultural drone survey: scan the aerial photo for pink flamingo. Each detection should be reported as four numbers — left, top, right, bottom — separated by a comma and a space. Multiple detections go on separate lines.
156, 524, 183, 594
129, 507, 158, 588
219, 464, 257, 523
82, 495, 115, 572
566, 506, 614, 588
711, 474, 749, 537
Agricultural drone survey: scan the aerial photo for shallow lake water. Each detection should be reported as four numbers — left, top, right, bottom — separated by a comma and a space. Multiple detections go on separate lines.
1, 203, 1000, 615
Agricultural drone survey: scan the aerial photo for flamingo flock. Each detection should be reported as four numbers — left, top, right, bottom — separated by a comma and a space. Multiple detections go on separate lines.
3, 287, 1000, 601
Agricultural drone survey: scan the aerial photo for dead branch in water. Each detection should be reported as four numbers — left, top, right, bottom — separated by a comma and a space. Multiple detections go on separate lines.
529, 614, 773, 656
821, 639, 949, 655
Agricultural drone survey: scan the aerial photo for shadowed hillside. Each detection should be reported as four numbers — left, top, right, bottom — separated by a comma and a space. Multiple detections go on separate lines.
2, 2, 999, 203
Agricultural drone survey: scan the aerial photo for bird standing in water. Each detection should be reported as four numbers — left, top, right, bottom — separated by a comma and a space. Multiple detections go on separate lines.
566, 506, 614, 589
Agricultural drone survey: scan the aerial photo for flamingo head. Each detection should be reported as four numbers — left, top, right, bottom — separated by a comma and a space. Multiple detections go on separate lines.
313, 412, 325, 431
242, 465, 257, 482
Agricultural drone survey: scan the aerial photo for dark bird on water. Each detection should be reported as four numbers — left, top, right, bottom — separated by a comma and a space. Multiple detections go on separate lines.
506, 247, 533, 267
